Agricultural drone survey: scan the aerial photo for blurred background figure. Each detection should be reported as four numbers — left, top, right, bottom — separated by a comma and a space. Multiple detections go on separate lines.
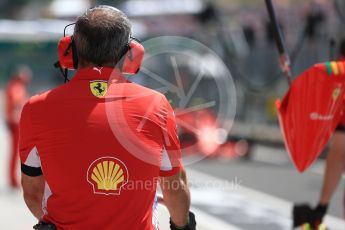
292, 37, 345, 229
4, 66, 32, 188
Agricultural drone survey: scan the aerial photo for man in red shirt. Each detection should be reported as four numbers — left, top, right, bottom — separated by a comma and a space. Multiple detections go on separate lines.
5, 67, 31, 188
20, 6, 195, 230
293, 42, 345, 228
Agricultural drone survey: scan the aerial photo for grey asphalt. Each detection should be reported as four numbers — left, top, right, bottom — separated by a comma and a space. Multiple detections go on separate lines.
189, 150, 345, 219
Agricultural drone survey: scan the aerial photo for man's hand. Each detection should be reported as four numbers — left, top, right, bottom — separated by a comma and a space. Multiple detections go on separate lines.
293, 203, 328, 228
170, 211, 196, 230
309, 204, 328, 228
293, 203, 313, 227
33, 221, 56, 230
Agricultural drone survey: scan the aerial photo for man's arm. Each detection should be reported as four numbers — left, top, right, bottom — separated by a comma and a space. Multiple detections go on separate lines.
158, 96, 195, 229
319, 131, 345, 205
21, 173, 45, 220
159, 169, 190, 227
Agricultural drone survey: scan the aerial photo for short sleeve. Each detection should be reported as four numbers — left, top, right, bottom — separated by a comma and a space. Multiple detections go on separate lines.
19, 103, 42, 176
159, 96, 183, 177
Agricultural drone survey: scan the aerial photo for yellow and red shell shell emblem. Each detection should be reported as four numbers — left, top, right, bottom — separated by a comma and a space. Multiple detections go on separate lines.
87, 157, 128, 195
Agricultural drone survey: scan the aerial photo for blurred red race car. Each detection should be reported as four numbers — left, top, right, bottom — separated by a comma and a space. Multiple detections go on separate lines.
175, 108, 250, 159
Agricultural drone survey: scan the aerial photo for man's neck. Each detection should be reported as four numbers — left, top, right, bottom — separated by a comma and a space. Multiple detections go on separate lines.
77, 61, 116, 70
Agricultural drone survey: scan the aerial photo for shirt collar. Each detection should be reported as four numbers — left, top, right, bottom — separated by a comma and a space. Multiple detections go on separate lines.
72, 67, 126, 82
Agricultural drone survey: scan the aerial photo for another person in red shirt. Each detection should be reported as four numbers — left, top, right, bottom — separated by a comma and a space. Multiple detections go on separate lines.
293, 39, 345, 228
19, 6, 195, 230
5, 67, 31, 188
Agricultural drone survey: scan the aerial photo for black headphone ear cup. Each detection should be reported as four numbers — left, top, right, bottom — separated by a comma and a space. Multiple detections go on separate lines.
116, 43, 130, 69
121, 43, 131, 60
71, 36, 78, 69
121, 38, 144, 74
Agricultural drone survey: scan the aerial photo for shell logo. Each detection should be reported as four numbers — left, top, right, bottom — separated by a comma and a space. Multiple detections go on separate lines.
87, 157, 129, 195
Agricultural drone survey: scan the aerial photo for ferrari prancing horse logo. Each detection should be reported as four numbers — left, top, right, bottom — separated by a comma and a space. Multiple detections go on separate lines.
90, 80, 108, 98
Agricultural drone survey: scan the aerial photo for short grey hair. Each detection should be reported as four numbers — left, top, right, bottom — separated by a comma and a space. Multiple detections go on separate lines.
73, 5, 131, 66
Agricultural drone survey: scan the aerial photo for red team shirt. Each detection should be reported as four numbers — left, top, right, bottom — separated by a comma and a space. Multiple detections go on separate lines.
19, 67, 182, 230
5, 78, 28, 124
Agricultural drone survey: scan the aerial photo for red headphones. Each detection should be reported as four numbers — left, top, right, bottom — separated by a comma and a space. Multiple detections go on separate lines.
55, 23, 145, 77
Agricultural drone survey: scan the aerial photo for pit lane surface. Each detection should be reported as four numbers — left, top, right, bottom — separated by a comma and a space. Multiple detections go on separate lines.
187, 145, 345, 229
